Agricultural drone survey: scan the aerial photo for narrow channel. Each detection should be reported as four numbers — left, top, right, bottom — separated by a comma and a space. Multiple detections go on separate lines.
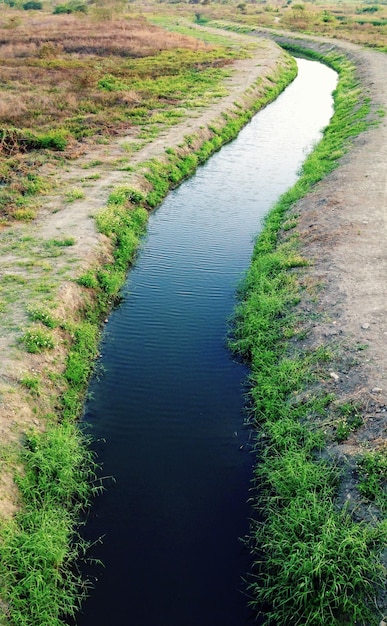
76, 58, 337, 626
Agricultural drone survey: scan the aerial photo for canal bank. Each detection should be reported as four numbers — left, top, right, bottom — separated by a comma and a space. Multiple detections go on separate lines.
0, 39, 296, 625
0, 23, 385, 626
74, 57, 337, 626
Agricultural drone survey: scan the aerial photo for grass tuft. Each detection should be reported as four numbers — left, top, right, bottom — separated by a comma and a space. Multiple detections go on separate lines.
21, 327, 55, 353
0, 424, 99, 625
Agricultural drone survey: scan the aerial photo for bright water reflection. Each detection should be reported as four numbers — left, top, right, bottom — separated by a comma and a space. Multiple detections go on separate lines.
76, 59, 337, 626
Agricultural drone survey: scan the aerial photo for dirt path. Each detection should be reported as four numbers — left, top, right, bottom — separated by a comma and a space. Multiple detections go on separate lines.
258, 29, 387, 463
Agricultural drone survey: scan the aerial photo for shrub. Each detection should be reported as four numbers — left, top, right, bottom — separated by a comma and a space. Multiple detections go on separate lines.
21, 328, 55, 353
53, 1, 87, 14
23, 1, 42, 9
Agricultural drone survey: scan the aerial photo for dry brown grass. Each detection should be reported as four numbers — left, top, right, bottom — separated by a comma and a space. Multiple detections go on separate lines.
167, 0, 387, 51
0, 11, 212, 132
0, 7, 239, 222
0, 13, 206, 58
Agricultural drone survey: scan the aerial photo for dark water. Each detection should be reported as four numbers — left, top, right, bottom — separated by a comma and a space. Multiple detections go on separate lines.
76, 59, 337, 626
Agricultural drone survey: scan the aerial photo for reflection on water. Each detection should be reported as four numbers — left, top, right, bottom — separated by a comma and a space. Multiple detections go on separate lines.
76, 59, 337, 626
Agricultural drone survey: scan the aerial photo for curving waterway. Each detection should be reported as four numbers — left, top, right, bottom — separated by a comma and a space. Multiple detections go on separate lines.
76, 58, 338, 626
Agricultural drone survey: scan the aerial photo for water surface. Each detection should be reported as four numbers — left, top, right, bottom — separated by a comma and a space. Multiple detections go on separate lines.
77, 59, 337, 626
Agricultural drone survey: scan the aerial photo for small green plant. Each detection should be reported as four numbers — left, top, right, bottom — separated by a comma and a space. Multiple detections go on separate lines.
82, 160, 103, 169
45, 237, 75, 248
77, 271, 98, 289
12, 208, 36, 221
65, 188, 85, 202
21, 328, 55, 353
283, 217, 298, 230
27, 306, 57, 329
334, 402, 363, 442
20, 375, 41, 395
358, 449, 387, 512
35, 129, 69, 151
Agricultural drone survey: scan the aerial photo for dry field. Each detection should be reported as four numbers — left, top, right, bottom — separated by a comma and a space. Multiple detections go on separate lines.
0, 9, 233, 222
154, 0, 387, 50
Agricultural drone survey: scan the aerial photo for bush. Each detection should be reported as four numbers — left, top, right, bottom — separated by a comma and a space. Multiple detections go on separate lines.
23, 1, 42, 9
53, 1, 87, 14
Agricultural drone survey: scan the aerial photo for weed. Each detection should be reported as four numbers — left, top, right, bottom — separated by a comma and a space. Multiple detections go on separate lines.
0, 423, 98, 625
11, 208, 36, 221
21, 327, 55, 353
20, 375, 41, 396
82, 160, 103, 169
283, 217, 298, 230
45, 237, 75, 248
65, 188, 85, 202
27, 305, 57, 329
358, 450, 387, 512
81, 173, 101, 181
334, 401, 363, 442
77, 271, 99, 290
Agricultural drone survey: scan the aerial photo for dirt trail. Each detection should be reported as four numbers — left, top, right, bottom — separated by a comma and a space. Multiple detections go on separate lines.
260, 30, 387, 457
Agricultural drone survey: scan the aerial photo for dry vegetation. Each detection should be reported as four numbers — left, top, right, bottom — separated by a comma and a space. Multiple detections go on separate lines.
0, 8, 236, 222
0, 13, 208, 130
151, 0, 387, 50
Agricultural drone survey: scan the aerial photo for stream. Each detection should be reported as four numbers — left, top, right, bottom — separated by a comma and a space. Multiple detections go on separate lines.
76, 58, 338, 626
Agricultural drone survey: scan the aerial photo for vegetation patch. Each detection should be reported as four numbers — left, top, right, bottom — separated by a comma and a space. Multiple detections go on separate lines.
0, 11, 241, 223
0, 424, 99, 626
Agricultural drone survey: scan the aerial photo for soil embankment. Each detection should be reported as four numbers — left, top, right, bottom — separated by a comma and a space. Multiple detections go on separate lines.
257, 29, 387, 493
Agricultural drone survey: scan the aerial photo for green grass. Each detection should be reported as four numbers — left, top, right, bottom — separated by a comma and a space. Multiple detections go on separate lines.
358, 450, 387, 513
20, 327, 55, 353
20, 374, 41, 396
65, 188, 85, 202
229, 44, 386, 626
45, 237, 75, 248
149, 14, 255, 52
27, 305, 58, 329
0, 424, 99, 626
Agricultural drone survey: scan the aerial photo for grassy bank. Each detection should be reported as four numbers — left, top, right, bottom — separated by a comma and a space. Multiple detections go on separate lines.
0, 43, 297, 625
229, 45, 386, 626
